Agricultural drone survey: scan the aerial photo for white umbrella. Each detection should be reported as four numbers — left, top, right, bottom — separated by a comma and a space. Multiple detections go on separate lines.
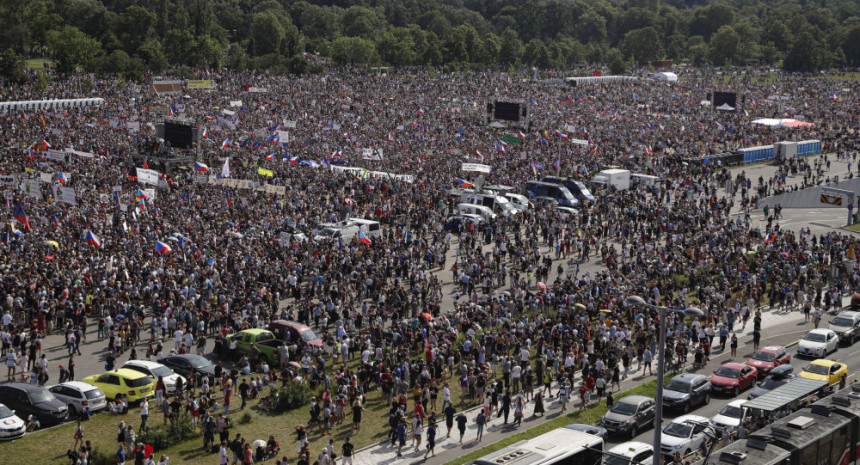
252, 439, 267, 448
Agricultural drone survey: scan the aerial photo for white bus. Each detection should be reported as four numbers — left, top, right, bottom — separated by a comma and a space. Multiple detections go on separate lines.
471, 427, 604, 465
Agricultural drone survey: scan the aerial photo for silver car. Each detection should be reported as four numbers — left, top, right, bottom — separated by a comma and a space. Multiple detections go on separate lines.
48, 381, 107, 416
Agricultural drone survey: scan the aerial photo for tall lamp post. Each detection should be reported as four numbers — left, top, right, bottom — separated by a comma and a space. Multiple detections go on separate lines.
625, 295, 704, 464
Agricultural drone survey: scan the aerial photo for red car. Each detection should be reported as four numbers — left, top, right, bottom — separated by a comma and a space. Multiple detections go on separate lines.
745, 345, 791, 377
266, 320, 324, 348
710, 362, 758, 396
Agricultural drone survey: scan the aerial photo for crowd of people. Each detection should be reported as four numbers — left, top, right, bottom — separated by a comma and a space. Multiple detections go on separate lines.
0, 65, 859, 465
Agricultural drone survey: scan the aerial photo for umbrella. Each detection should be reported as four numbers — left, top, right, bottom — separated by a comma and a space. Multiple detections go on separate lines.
289, 361, 301, 369
600, 309, 612, 313
536, 282, 547, 291
44, 240, 60, 248
421, 313, 432, 321
252, 439, 267, 448
574, 303, 587, 310
134, 444, 154, 458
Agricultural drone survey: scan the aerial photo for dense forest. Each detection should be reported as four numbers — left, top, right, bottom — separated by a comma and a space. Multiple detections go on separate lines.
1, 0, 859, 80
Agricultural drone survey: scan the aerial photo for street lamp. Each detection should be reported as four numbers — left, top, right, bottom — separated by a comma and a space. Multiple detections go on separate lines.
625, 295, 704, 464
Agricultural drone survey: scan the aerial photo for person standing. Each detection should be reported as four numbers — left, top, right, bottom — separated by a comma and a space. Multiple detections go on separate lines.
444, 403, 456, 438
424, 422, 437, 459
730, 333, 739, 359
456, 411, 468, 444
341, 437, 354, 465
500, 390, 511, 424
139, 397, 149, 432
475, 410, 486, 442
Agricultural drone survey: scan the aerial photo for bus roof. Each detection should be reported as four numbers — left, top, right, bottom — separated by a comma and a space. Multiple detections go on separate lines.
471, 428, 602, 465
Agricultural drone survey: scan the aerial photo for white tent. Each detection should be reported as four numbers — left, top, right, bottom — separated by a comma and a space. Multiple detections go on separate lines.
652, 72, 678, 82
716, 103, 735, 111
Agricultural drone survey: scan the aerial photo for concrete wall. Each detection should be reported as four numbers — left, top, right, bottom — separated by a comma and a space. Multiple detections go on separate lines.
760, 177, 860, 209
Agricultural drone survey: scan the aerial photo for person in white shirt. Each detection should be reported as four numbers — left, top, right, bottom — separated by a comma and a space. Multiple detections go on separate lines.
174, 329, 183, 350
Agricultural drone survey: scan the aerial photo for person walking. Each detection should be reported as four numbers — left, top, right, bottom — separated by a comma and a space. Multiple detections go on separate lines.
730, 333, 739, 359
475, 410, 486, 442
341, 437, 354, 465
139, 397, 149, 432
423, 422, 436, 459
456, 411, 468, 444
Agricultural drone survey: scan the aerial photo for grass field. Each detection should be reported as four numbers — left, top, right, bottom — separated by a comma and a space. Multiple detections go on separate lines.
844, 223, 860, 233
25, 58, 51, 70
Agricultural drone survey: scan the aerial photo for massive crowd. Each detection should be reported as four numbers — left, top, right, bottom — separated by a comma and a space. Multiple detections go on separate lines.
1, 66, 859, 464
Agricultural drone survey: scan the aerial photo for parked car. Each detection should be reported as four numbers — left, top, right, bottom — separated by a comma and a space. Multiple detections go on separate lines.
226, 328, 282, 362
711, 399, 751, 431
82, 368, 154, 403
267, 320, 323, 348
796, 329, 839, 358
0, 383, 68, 426
157, 354, 218, 381
0, 403, 26, 441
47, 381, 107, 416
603, 441, 653, 465
601, 395, 655, 439
564, 423, 608, 438
660, 415, 712, 460
745, 345, 791, 377
120, 360, 186, 395
748, 365, 796, 399
799, 359, 848, 385
662, 374, 710, 413
829, 311, 860, 344
709, 362, 758, 396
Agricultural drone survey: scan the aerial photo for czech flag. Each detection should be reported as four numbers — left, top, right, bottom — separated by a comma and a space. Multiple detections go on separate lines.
559, 133, 569, 140
517, 131, 526, 139
12, 203, 31, 231
553, 160, 560, 169
226, 191, 232, 207
194, 162, 209, 172
458, 179, 473, 188
84, 230, 101, 248
221, 139, 231, 149
475, 150, 483, 159
154, 241, 171, 253
289, 156, 299, 164
135, 188, 147, 200
202, 127, 208, 138
386, 133, 393, 142
1, 232, 8, 244
57, 172, 67, 185
358, 231, 372, 245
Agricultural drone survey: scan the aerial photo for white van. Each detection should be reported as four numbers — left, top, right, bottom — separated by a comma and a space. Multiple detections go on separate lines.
631, 173, 661, 187
348, 218, 382, 239
504, 193, 531, 211
460, 192, 520, 216
457, 203, 497, 222
313, 223, 360, 242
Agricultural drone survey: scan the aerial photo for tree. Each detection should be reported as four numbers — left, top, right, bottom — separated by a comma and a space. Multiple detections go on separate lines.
607, 48, 626, 74
843, 24, 860, 66
330, 36, 378, 66
137, 39, 168, 73
576, 10, 607, 44
523, 39, 551, 68
709, 25, 740, 66
376, 28, 416, 66
342, 6, 380, 40
163, 28, 194, 65
783, 30, 828, 72
251, 11, 285, 56
117, 6, 156, 55
46, 26, 101, 73
621, 27, 663, 65
498, 28, 522, 66
0, 48, 28, 84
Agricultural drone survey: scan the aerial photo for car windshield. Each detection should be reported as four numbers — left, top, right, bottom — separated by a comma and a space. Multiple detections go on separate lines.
719, 405, 743, 419
125, 376, 151, 388
0, 405, 13, 417
760, 378, 790, 390
579, 186, 593, 197
752, 351, 776, 362
84, 389, 103, 400
151, 366, 175, 377
665, 379, 692, 393
609, 402, 639, 415
715, 367, 740, 378
187, 357, 211, 369
804, 364, 831, 375
604, 454, 634, 465
832, 317, 854, 327
663, 422, 694, 438
28, 390, 54, 404
300, 329, 317, 342
804, 332, 827, 342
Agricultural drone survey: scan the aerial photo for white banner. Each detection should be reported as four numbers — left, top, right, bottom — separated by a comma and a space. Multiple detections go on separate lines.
137, 168, 160, 186
369, 171, 414, 183
279, 231, 291, 247
67, 149, 95, 159
247, 87, 268, 93
461, 163, 492, 173
58, 186, 76, 205
276, 130, 290, 144
222, 109, 236, 116
39, 173, 54, 183
282, 120, 297, 129
258, 184, 286, 196
194, 173, 209, 184
362, 148, 384, 160
45, 149, 67, 162
143, 188, 156, 200
569, 138, 589, 146
229, 100, 242, 107
21, 180, 41, 199
0, 175, 15, 185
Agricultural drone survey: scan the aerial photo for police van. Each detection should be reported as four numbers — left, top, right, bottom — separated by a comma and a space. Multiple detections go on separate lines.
348, 218, 382, 239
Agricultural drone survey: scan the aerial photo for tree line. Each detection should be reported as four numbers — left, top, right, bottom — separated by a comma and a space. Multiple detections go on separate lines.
1, 0, 859, 81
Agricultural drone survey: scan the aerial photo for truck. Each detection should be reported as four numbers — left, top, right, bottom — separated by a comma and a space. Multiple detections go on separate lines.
593, 169, 630, 190
226, 328, 283, 363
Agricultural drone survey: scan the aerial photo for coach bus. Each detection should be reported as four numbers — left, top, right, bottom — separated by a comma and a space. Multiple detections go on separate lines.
695, 382, 860, 465
470, 427, 604, 465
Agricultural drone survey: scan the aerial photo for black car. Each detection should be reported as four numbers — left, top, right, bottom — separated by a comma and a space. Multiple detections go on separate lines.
601, 395, 656, 439
662, 374, 711, 413
748, 365, 796, 399
158, 354, 217, 381
0, 383, 68, 426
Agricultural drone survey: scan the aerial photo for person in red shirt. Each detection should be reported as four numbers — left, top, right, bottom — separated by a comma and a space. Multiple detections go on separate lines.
585, 374, 595, 393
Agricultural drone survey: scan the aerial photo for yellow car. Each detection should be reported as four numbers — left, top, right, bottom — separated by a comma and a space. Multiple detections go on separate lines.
799, 359, 848, 385
82, 368, 155, 402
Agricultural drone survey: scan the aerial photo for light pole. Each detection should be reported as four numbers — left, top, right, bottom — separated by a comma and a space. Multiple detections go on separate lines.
625, 295, 704, 464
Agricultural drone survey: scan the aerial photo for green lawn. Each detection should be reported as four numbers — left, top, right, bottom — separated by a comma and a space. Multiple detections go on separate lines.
25, 58, 51, 70
844, 223, 860, 233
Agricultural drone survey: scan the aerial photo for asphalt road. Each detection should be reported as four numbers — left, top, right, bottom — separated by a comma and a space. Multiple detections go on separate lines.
610, 314, 860, 452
